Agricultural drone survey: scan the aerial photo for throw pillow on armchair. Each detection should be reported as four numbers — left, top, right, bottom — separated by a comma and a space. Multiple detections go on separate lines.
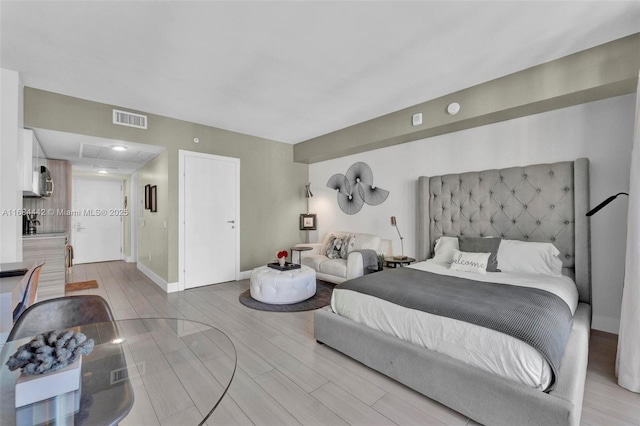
327, 237, 344, 259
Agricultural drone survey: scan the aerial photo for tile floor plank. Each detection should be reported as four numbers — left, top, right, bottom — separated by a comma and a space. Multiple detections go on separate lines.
270, 334, 387, 406
311, 382, 396, 426
372, 392, 448, 426
225, 367, 302, 426
233, 329, 328, 393
255, 369, 349, 426
205, 395, 255, 426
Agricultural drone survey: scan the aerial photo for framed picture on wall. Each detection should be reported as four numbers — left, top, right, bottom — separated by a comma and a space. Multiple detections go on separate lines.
300, 213, 316, 230
144, 184, 151, 210
150, 185, 157, 213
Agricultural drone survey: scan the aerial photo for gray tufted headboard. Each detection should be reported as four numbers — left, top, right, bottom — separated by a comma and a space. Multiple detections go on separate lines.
417, 158, 591, 304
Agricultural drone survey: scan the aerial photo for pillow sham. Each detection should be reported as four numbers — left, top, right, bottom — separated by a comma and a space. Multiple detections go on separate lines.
497, 239, 563, 276
458, 236, 501, 272
450, 249, 490, 275
432, 236, 459, 263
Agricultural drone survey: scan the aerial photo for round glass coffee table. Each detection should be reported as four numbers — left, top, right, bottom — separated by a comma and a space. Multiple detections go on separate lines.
0, 318, 237, 425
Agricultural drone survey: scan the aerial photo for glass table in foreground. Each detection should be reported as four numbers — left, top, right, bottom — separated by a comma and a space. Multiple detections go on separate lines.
0, 318, 237, 425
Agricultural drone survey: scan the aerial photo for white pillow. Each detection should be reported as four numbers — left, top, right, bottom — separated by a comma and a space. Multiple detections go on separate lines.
449, 249, 490, 275
432, 236, 459, 263
497, 239, 563, 276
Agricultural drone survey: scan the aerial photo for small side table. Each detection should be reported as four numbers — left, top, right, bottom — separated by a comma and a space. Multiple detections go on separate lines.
291, 246, 313, 264
385, 257, 416, 268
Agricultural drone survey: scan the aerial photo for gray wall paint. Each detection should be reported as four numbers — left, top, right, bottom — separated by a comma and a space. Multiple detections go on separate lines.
309, 94, 636, 333
24, 88, 309, 283
137, 151, 169, 279
295, 33, 640, 164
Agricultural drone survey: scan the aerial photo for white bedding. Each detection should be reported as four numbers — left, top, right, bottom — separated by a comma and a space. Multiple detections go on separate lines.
330, 260, 579, 390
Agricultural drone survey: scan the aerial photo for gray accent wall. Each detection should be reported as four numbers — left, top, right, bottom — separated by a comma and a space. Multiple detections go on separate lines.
24, 89, 308, 283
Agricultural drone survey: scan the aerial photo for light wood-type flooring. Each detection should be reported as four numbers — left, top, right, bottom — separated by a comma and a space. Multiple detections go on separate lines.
65, 261, 640, 426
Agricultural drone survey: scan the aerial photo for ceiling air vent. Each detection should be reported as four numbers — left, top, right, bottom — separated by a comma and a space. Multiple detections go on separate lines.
113, 109, 147, 129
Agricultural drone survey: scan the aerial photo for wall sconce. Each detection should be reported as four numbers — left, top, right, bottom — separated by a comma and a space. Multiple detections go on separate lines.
390, 216, 407, 259
305, 182, 313, 199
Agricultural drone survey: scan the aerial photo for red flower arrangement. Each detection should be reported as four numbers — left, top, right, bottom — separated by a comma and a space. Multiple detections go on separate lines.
277, 250, 288, 259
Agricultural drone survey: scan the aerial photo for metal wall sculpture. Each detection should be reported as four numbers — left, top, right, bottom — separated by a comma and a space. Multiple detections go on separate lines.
327, 162, 389, 214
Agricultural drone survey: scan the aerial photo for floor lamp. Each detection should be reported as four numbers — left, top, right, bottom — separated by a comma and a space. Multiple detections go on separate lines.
586, 192, 629, 216
300, 183, 315, 243
305, 183, 313, 213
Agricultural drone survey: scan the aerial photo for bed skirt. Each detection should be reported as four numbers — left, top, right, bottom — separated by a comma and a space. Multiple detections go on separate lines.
314, 303, 591, 426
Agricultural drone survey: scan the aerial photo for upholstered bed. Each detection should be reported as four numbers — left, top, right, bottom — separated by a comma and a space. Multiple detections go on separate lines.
314, 158, 591, 426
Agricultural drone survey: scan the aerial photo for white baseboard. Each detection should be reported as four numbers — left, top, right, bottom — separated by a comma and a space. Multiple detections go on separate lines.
239, 270, 252, 280
124, 256, 136, 263
137, 262, 180, 293
592, 314, 620, 334
166, 282, 180, 293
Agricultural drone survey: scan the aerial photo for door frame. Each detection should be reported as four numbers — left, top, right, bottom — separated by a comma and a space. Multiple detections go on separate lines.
128, 172, 138, 263
72, 176, 124, 264
178, 149, 240, 291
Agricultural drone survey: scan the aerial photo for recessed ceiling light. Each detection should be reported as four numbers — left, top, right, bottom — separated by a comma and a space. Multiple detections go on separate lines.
98, 170, 109, 174
112, 145, 128, 151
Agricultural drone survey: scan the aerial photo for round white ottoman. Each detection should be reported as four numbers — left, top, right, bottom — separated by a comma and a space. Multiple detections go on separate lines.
250, 265, 316, 304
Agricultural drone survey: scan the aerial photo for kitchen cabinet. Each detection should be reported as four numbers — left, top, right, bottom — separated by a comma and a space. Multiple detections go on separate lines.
22, 233, 67, 301
22, 129, 46, 196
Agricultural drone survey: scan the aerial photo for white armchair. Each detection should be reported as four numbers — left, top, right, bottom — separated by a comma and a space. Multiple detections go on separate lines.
294, 231, 391, 284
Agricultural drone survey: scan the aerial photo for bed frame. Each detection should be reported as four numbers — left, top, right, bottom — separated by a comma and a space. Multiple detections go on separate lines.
315, 158, 591, 426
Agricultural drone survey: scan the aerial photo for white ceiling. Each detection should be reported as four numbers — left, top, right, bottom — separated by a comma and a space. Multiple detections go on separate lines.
2, 1, 640, 145
32, 128, 165, 175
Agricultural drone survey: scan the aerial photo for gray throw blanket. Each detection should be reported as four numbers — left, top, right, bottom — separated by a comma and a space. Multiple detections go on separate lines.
337, 267, 573, 391
352, 249, 379, 272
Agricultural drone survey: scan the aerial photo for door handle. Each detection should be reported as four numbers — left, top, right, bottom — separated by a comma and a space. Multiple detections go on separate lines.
227, 220, 235, 224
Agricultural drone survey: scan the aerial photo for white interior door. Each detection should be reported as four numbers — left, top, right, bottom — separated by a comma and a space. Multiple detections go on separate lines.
73, 178, 123, 264
181, 151, 239, 289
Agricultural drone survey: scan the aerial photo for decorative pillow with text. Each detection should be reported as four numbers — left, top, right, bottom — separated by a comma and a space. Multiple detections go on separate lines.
449, 249, 491, 275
